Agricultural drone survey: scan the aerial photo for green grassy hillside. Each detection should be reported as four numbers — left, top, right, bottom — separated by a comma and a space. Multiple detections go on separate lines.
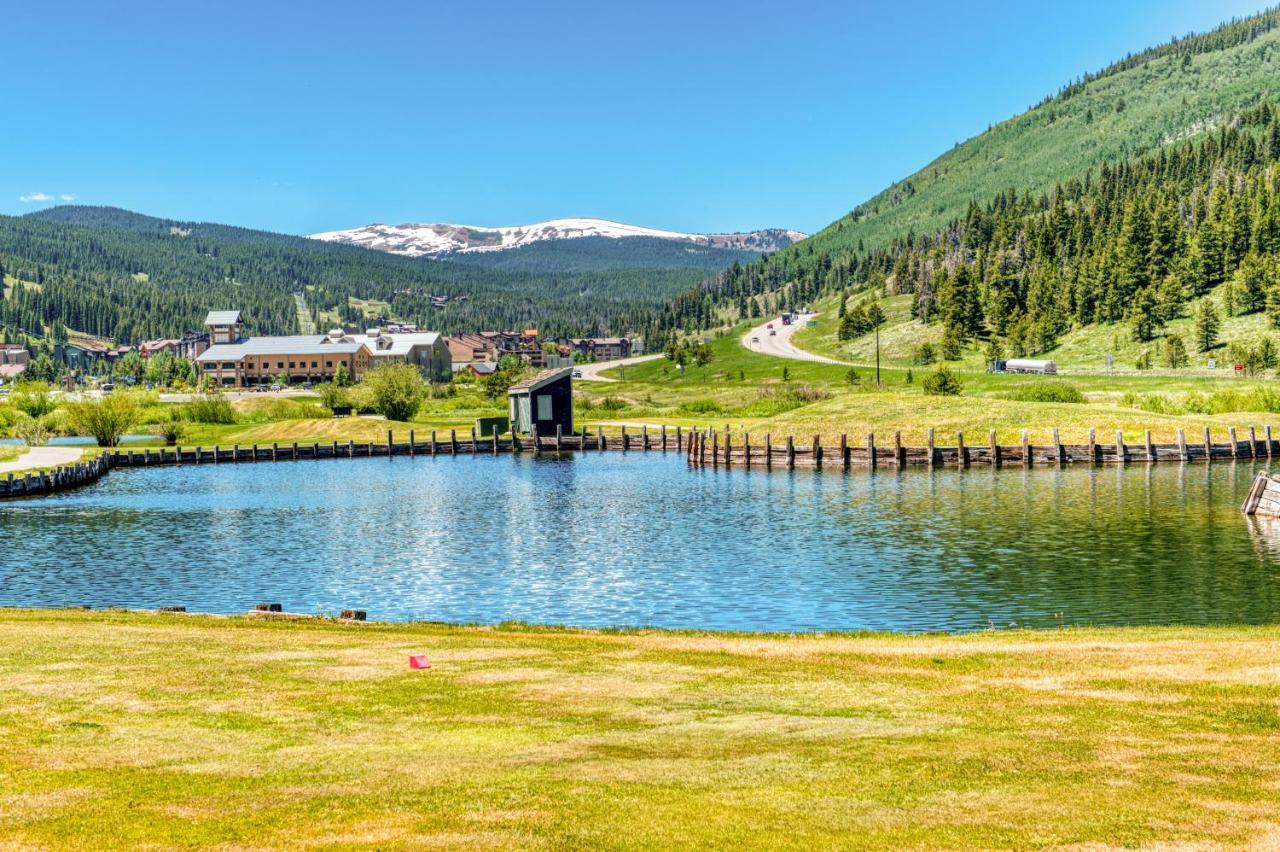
791, 10, 1280, 264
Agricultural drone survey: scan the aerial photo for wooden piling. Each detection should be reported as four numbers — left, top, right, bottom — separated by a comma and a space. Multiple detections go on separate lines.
409, 429, 416, 456
957, 432, 967, 467
555, 425, 562, 452
1178, 429, 1188, 462
927, 428, 935, 468
1203, 427, 1212, 463
786, 435, 795, 468
1229, 426, 1239, 459
1052, 429, 1062, 466
430, 431, 437, 457
711, 429, 718, 466
989, 430, 999, 468
1115, 430, 1126, 464
1268, 425, 1274, 459
813, 434, 821, 468
894, 431, 904, 467
450, 429, 458, 456
622, 426, 629, 451
675, 425, 682, 452
743, 432, 752, 468
1145, 429, 1154, 463
642, 425, 648, 451
1248, 426, 1257, 459
866, 432, 875, 469
724, 429, 732, 465
765, 433, 773, 468
1021, 429, 1029, 467
661, 424, 667, 451
840, 433, 849, 469
1087, 427, 1096, 465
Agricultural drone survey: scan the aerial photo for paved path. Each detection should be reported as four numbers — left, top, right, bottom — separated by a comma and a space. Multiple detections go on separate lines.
576, 353, 663, 382
0, 446, 84, 474
741, 314, 851, 365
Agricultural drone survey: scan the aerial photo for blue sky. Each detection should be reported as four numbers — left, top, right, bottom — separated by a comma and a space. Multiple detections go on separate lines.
1, 0, 1269, 235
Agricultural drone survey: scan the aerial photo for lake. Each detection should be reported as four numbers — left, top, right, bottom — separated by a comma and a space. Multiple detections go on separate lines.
2, 453, 1278, 632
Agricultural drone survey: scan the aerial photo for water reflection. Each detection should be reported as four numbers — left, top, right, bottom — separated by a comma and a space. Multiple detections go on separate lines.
1, 453, 1277, 632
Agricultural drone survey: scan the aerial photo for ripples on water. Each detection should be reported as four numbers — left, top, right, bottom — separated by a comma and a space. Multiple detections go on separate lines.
2, 453, 1278, 632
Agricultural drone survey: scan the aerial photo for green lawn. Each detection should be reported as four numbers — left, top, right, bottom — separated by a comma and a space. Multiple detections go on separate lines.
2, 609, 1278, 848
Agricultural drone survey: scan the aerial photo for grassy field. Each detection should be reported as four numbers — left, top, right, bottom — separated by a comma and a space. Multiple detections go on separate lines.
0, 444, 24, 463
1, 609, 1278, 848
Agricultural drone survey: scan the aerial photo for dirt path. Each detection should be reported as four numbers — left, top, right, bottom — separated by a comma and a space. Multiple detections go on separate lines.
0, 446, 84, 474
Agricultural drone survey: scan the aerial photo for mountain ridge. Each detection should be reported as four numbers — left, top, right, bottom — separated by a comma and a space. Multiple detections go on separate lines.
310, 217, 805, 258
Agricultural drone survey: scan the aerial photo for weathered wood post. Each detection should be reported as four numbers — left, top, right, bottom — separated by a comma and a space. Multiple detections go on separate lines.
292, 441, 299, 460
812, 434, 821, 468
786, 435, 795, 468
675, 425, 682, 452
1177, 428, 1188, 462
272, 442, 278, 462
725, 428, 733, 465
409, 429, 416, 456
957, 432, 967, 467
765, 433, 772, 469
1144, 429, 1154, 463
492, 429, 499, 455
1267, 425, 1274, 459
1248, 426, 1257, 459
710, 429, 719, 466
927, 428, 936, 469
597, 425, 605, 451
331, 440, 338, 460
642, 424, 648, 451
348, 440, 354, 458
840, 434, 848, 470
661, 424, 667, 452
430, 431, 437, 457
622, 425, 629, 451
1052, 429, 1062, 466
894, 431, 904, 467
450, 429, 458, 455
471, 427, 479, 454
1115, 430, 1126, 464
313, 442, 320, 460
1087, 427, 1096, 465
1229, 426, 1239, 459
387, 429, 394, 455
1203, 427, 1212, 463
555, 425, 563, 452
866, 432, 876, 469
1021, 429, 1030, 467
989, 430, 999, 468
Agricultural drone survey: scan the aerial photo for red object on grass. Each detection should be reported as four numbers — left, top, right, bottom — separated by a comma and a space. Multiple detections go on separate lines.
409, 655, 431, 670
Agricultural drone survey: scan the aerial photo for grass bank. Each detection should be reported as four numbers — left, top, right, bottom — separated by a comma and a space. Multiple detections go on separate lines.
2, 609, 1279, 847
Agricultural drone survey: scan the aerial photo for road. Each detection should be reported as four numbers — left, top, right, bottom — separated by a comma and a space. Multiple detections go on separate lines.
741, 314, 851, 365
575, 353, 663, 382
0, 446, 84, 474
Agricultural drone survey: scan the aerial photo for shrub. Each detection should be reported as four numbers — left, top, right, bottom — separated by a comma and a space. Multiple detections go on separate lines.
1004, 382, 1086, 404
315, 381, 348, 411
64, 393, 143, 447
363, 363, 426, 422
157, 408, 186, 446
11, 381, 56, 418
677, 399, 723, 415
921, 366, 963, 396
595, 396, 629, 412
184, 395, 238, 424
11, 412, 54, 447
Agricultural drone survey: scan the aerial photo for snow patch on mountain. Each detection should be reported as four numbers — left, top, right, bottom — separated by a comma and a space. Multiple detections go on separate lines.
309, 217, 806, 257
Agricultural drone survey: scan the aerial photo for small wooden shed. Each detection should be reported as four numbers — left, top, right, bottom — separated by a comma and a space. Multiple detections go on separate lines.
508, 367, 574, 436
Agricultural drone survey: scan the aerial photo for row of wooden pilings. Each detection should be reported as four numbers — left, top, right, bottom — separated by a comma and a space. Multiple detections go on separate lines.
687, 425, 1280, 469
0, 453, 112, 498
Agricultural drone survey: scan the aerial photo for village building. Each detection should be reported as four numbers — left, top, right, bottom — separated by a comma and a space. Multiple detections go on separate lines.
0, 344, 29, 382
175, 330, 210, 361
353, 329, 451, 382
568, 337, 632, 361
445, 333, 499, 372
139, 338, 180, 359
508, 367, 574, 436
196, 335, 374, 387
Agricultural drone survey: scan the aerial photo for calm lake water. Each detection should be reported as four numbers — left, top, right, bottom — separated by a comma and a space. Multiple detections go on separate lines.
2, 453, 1278, 632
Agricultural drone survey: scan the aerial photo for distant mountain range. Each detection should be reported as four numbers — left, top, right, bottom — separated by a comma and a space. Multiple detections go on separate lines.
310, 217, 806, 258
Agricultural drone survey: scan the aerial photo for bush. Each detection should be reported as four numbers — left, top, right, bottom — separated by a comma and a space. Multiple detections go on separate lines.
921, 367, 963, 396
64, 393, 143, 447
315, 382, 348, 411
11, 412, 54, 447
11, 381, 56, 418
363, 362, 426, 422
595, 396, 629, 412
157, 408, 186, 446
677, 399, 723, 415
183, 395, 238, 424
1004, 382, 1086, 404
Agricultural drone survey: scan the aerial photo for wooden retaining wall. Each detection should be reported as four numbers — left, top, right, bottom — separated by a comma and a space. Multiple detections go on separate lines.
686, 425, 1280, 469
0, 453, 113, 499
103, 425, 690, 468
1242, 471, 1280, 516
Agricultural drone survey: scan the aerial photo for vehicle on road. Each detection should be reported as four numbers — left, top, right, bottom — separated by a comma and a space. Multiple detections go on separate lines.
769, 329, 777, 336
750, 336, 759, 343
781, 313, 793, 325
766, 323, 773, 329
572, 369, 582, 378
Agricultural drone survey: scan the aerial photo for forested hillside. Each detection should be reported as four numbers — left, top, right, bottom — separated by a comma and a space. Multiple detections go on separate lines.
655, 9, 1280, 346
0, 207, 729, 346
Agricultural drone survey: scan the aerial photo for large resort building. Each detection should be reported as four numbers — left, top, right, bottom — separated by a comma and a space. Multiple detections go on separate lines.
195, 311, 450, 387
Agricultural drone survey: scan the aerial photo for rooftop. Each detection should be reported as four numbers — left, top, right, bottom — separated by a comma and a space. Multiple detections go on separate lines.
204, 310, 242, 327
508, 366, 573, 395
195, 335, 370, 361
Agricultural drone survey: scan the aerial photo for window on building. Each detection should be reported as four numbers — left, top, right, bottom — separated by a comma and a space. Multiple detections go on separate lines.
325, 361, 333, 368
223, 362, 236, 369
311, 361, 318, 368
288, 362, 295, 369
277, 362, 284, 369
536, 394, 552, 421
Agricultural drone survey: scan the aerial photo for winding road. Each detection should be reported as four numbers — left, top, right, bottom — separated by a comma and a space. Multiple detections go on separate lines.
741, 314, 851, 365
575, 353, 663, 382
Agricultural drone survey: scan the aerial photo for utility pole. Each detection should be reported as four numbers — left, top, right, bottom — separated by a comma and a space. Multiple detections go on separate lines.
875, 326, 881, 386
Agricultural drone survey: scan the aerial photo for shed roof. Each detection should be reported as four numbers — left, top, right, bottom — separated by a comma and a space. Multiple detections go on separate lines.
204, 310, 242, 326
508, 366, 572, 395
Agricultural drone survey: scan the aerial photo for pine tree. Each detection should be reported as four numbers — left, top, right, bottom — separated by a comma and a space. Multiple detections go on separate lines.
1193, 301, 1221, 353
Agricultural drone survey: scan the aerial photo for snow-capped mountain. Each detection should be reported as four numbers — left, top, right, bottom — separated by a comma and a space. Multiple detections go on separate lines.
309, 217, 806, 258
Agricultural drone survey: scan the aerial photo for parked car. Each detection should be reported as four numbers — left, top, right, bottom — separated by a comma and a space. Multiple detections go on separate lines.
769, 329, 777, 336
269, 383, 282, 391
101, 383, 114, 393
751, 336, 759, 343
571, 369, 582, 378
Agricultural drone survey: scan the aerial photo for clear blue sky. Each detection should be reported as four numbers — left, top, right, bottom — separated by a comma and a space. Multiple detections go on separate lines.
1, 0, 1269, 235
